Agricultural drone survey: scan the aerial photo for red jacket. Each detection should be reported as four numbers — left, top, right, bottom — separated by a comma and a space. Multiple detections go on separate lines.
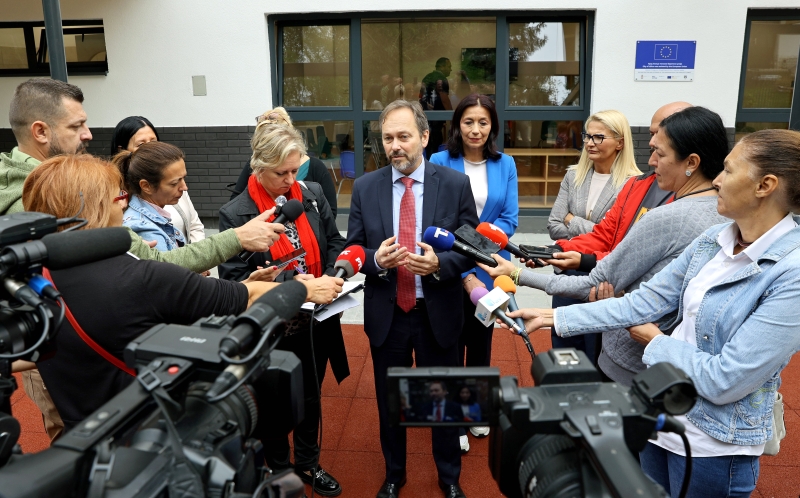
557, 172, 668, 261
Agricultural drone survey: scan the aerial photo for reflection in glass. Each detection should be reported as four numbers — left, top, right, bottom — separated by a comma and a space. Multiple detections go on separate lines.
361, 18, 497, 112
293, 120, 354, 203
505, 120, 582, 208
282, 25, 350, 107
0, 29, 27, 69
742, 21, 800, 109
33, 27, 107, 63
735, 121, 789, 142
509, 22, 581, 107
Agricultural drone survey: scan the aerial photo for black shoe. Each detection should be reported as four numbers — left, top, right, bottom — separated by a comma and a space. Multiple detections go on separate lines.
438, 479, 466, 498
376, 475, 407, 498
298, 466, 342, 497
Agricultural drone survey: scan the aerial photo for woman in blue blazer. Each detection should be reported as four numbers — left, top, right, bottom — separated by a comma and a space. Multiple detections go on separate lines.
430, 93, 518, 450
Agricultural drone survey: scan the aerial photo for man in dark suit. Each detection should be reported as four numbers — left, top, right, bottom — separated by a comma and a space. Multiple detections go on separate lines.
345, 100, 478, 498
411, 381, 464, 423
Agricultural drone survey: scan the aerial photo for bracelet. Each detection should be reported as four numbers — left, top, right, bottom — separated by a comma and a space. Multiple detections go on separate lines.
511, 268, 521, 285
463, 275, 474, 287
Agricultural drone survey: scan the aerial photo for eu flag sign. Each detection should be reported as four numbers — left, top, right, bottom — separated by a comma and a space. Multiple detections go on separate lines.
635, 40, 696, 82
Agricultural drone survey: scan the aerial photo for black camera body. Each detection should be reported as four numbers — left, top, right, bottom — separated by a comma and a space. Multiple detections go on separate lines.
388, 349, 696, 498
0, 316, 305, 498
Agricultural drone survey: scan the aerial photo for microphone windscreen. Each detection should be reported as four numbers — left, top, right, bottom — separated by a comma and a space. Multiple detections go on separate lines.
423, 227, 455, 251
334, 245, 366, 278
476, 222, 508, 249
494, 275, 516, 294
251, 280, 308, 320
42, 227, 131, 270
276, 199, 305, 223
469, 287, 490, 306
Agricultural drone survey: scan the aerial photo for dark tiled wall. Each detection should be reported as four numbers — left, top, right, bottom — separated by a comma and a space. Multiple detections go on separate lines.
0, 126, 255, 219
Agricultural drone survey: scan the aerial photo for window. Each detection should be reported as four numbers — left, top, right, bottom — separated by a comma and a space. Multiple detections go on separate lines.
736, 11, 800, 136
282, 24, 350, 107
0, 20, 108, 76
271, 12, 593, 213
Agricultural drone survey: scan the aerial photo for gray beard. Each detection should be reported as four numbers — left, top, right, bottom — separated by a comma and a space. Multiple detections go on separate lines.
391, 152, 421, 172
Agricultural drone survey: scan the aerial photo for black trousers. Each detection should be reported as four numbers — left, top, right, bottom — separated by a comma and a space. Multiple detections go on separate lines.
259, 323, 328, 472
371, 303, 461, 485
458, 291, 494, 367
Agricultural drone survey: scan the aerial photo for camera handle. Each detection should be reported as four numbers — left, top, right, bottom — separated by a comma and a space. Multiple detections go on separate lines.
561, 407, 667, 498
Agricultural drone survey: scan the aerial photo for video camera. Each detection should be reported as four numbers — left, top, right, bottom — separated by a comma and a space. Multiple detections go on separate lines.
387, 348, 697, 498
0, 211, 310, 498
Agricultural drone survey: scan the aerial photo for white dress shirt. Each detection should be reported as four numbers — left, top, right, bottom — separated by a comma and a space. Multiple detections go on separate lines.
373, 161, 426, 298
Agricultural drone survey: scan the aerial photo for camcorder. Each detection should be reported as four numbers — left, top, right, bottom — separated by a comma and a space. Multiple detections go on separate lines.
387, 349, 698, 498
0, 211, 310, 498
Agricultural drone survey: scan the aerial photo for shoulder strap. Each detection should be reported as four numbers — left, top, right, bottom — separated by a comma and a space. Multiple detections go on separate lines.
42, 268, 136, 377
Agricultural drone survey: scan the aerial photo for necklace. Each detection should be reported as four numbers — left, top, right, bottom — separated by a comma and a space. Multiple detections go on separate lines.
736, 230, 753, 248
674, 186, 716, 201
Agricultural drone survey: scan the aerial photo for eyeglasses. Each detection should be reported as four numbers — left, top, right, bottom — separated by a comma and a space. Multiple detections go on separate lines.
255, 112, 291, 126
581, 132, 617, 145
113, 190, 128, 203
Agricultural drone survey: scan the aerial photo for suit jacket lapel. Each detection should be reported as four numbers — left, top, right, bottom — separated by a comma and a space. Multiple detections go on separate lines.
591, 176, 618, 222
422, 160, 439, 231
482, 156, 502, 223
378, 167, 394, 239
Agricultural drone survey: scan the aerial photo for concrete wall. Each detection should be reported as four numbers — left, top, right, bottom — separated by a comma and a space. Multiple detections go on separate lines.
1, 0, 800, 128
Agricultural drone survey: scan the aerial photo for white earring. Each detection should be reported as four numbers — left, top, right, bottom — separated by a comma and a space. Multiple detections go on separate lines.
685, 170, 692, 177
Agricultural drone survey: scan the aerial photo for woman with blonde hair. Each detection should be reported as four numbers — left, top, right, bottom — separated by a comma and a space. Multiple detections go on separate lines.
219, 124, 347, 497
544, 110, 641, 364
229, 107, 338, 216
547, 110, 641, 239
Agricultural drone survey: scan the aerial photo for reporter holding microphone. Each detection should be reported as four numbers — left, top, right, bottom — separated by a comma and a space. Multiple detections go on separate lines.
502, 129, 800, 497
218, 123, 348, 496
19, 154, 341, 436
429, 94, 518, 449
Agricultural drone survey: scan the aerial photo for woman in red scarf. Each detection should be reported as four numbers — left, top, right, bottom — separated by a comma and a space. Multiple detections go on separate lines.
219, 124, 347, 497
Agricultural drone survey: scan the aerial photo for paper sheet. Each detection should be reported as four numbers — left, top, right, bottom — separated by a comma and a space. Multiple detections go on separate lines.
301, 281, 363, 321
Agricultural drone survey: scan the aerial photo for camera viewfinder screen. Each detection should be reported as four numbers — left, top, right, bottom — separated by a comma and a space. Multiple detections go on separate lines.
398, 377, 493, 426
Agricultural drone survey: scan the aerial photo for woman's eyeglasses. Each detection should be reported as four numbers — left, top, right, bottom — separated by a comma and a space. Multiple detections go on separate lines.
581, 132, 615, 145
113, 190, 129, 203
255, 112, 291, 126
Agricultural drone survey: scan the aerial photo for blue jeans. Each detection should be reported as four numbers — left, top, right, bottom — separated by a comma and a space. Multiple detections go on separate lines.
640, 442, 759, 498
551, 270, 599, 366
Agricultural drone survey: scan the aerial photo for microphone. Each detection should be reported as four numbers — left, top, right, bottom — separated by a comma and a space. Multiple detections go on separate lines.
0, 227, 131, 273
494, 275, 535, 357
238, 198, 305, 262
469, 287, 522, 333
333, 246, 366, 279
423, 227, 498, 267
476, 222, 528, 260
218, 280, 308, 357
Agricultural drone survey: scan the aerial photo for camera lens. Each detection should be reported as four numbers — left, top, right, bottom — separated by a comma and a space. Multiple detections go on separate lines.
185, 382, 259, 437
517, 434, 581, 498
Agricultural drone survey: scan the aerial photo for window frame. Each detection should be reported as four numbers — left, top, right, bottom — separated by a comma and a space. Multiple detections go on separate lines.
0, 19, 108, 77
269, 10, 594, 215
736, 9, 800, 130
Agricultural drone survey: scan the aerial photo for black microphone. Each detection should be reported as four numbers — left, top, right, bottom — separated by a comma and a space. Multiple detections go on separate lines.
238, 199, 305, 262
0, 227, 131, 272
422, 227, 498, 267
218, 280, 308, 357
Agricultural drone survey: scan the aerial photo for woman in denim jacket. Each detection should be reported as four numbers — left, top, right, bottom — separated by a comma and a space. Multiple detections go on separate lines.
113, 141, 188, 251
507, 129, 800, 497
